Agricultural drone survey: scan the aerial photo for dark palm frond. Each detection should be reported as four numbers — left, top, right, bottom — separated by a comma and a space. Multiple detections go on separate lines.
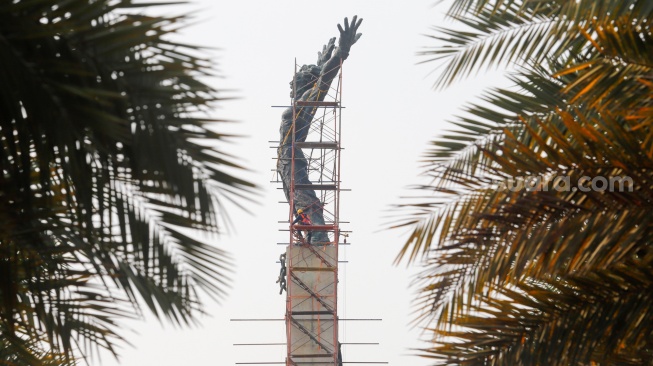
422, 4, 564, 89
446, 0, 653, 25
1, 0, 254, 363
426, 0, 653, 89
398, 0, 653, 363
420, 64, 570, 179
401, 100, 653, 322
393, 64, 578, 264
555, 19, 653, 115
423, 263, 653, 365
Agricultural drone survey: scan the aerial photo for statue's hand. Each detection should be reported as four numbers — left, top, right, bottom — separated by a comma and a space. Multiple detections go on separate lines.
317, 37, 336, 67
337, 15, 363, 53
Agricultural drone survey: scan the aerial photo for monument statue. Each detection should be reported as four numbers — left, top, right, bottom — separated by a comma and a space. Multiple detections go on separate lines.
277, 16, 362, 245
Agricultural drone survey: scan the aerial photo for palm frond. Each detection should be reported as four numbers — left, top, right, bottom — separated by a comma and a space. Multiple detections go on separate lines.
1, 0, 254, 362
424, 264, 653, 365
398, 1, 653, 362
425, 0, 653, 88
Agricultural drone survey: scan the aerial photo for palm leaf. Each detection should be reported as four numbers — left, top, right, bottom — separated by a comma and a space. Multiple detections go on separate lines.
1, 0, 254, 363
397, 1, 653, 363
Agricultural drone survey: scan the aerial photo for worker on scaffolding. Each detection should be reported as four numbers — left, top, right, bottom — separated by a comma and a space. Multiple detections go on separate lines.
292, 208, 312, 244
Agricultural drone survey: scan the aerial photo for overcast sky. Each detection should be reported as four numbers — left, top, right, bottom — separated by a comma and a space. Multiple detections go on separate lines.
100, 1, 507, 365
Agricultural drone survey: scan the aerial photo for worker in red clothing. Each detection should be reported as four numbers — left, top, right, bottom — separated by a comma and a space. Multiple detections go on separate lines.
292, 208, 312, 244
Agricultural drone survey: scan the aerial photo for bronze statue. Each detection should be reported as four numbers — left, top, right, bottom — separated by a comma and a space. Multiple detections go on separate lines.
277, 16, 362, 245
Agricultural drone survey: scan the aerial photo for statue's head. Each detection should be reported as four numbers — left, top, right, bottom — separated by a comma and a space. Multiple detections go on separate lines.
290, 64, 320, 98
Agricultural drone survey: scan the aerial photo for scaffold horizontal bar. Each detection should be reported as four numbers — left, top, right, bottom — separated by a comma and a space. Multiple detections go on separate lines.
269, 105, 347, 109
292, 354, 334, 358
295, 184, 337, 190
295, 141, 338, 149
288, 318, 381, 322
274, 157, 340, 161
277, 242, 351, 246
341, 319, 383, 321
293, 224, 337, 231
277, 187, 351, 192
295, 101, 339, 107
230, 319, 284, 321
291, 310, 335, 316
270, 146, 347, 150
278, 221, 349, 224
296, 363, 388, 365
279, 229, 352, 233
291, 267, 336, 272
276, 260, 348, 263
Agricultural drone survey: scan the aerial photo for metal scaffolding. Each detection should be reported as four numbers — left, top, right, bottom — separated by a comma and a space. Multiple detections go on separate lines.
283, 61, 343, 366
232, 58, 384, 366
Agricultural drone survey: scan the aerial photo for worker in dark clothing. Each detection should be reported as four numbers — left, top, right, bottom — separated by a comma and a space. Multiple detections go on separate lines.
292, 208, 312, 244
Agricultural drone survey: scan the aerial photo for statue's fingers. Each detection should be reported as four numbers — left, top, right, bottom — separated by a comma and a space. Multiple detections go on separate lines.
354, 33, 362, 43
344, 17, 349, 30
351, 15, 357, 28
355, 17, 363, 30
337, 23, 344, 34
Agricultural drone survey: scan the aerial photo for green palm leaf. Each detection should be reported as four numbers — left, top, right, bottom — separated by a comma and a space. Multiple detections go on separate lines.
397, 0, 653, 363
1, 0, 254, 363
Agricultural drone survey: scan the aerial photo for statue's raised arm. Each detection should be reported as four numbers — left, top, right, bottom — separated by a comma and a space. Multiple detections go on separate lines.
290, 16, 363, 139
278, 16, 362, 245
308, 16, 363, 99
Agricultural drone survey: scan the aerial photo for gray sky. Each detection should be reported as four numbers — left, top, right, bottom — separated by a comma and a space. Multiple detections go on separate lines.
100, 1, 506, 365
